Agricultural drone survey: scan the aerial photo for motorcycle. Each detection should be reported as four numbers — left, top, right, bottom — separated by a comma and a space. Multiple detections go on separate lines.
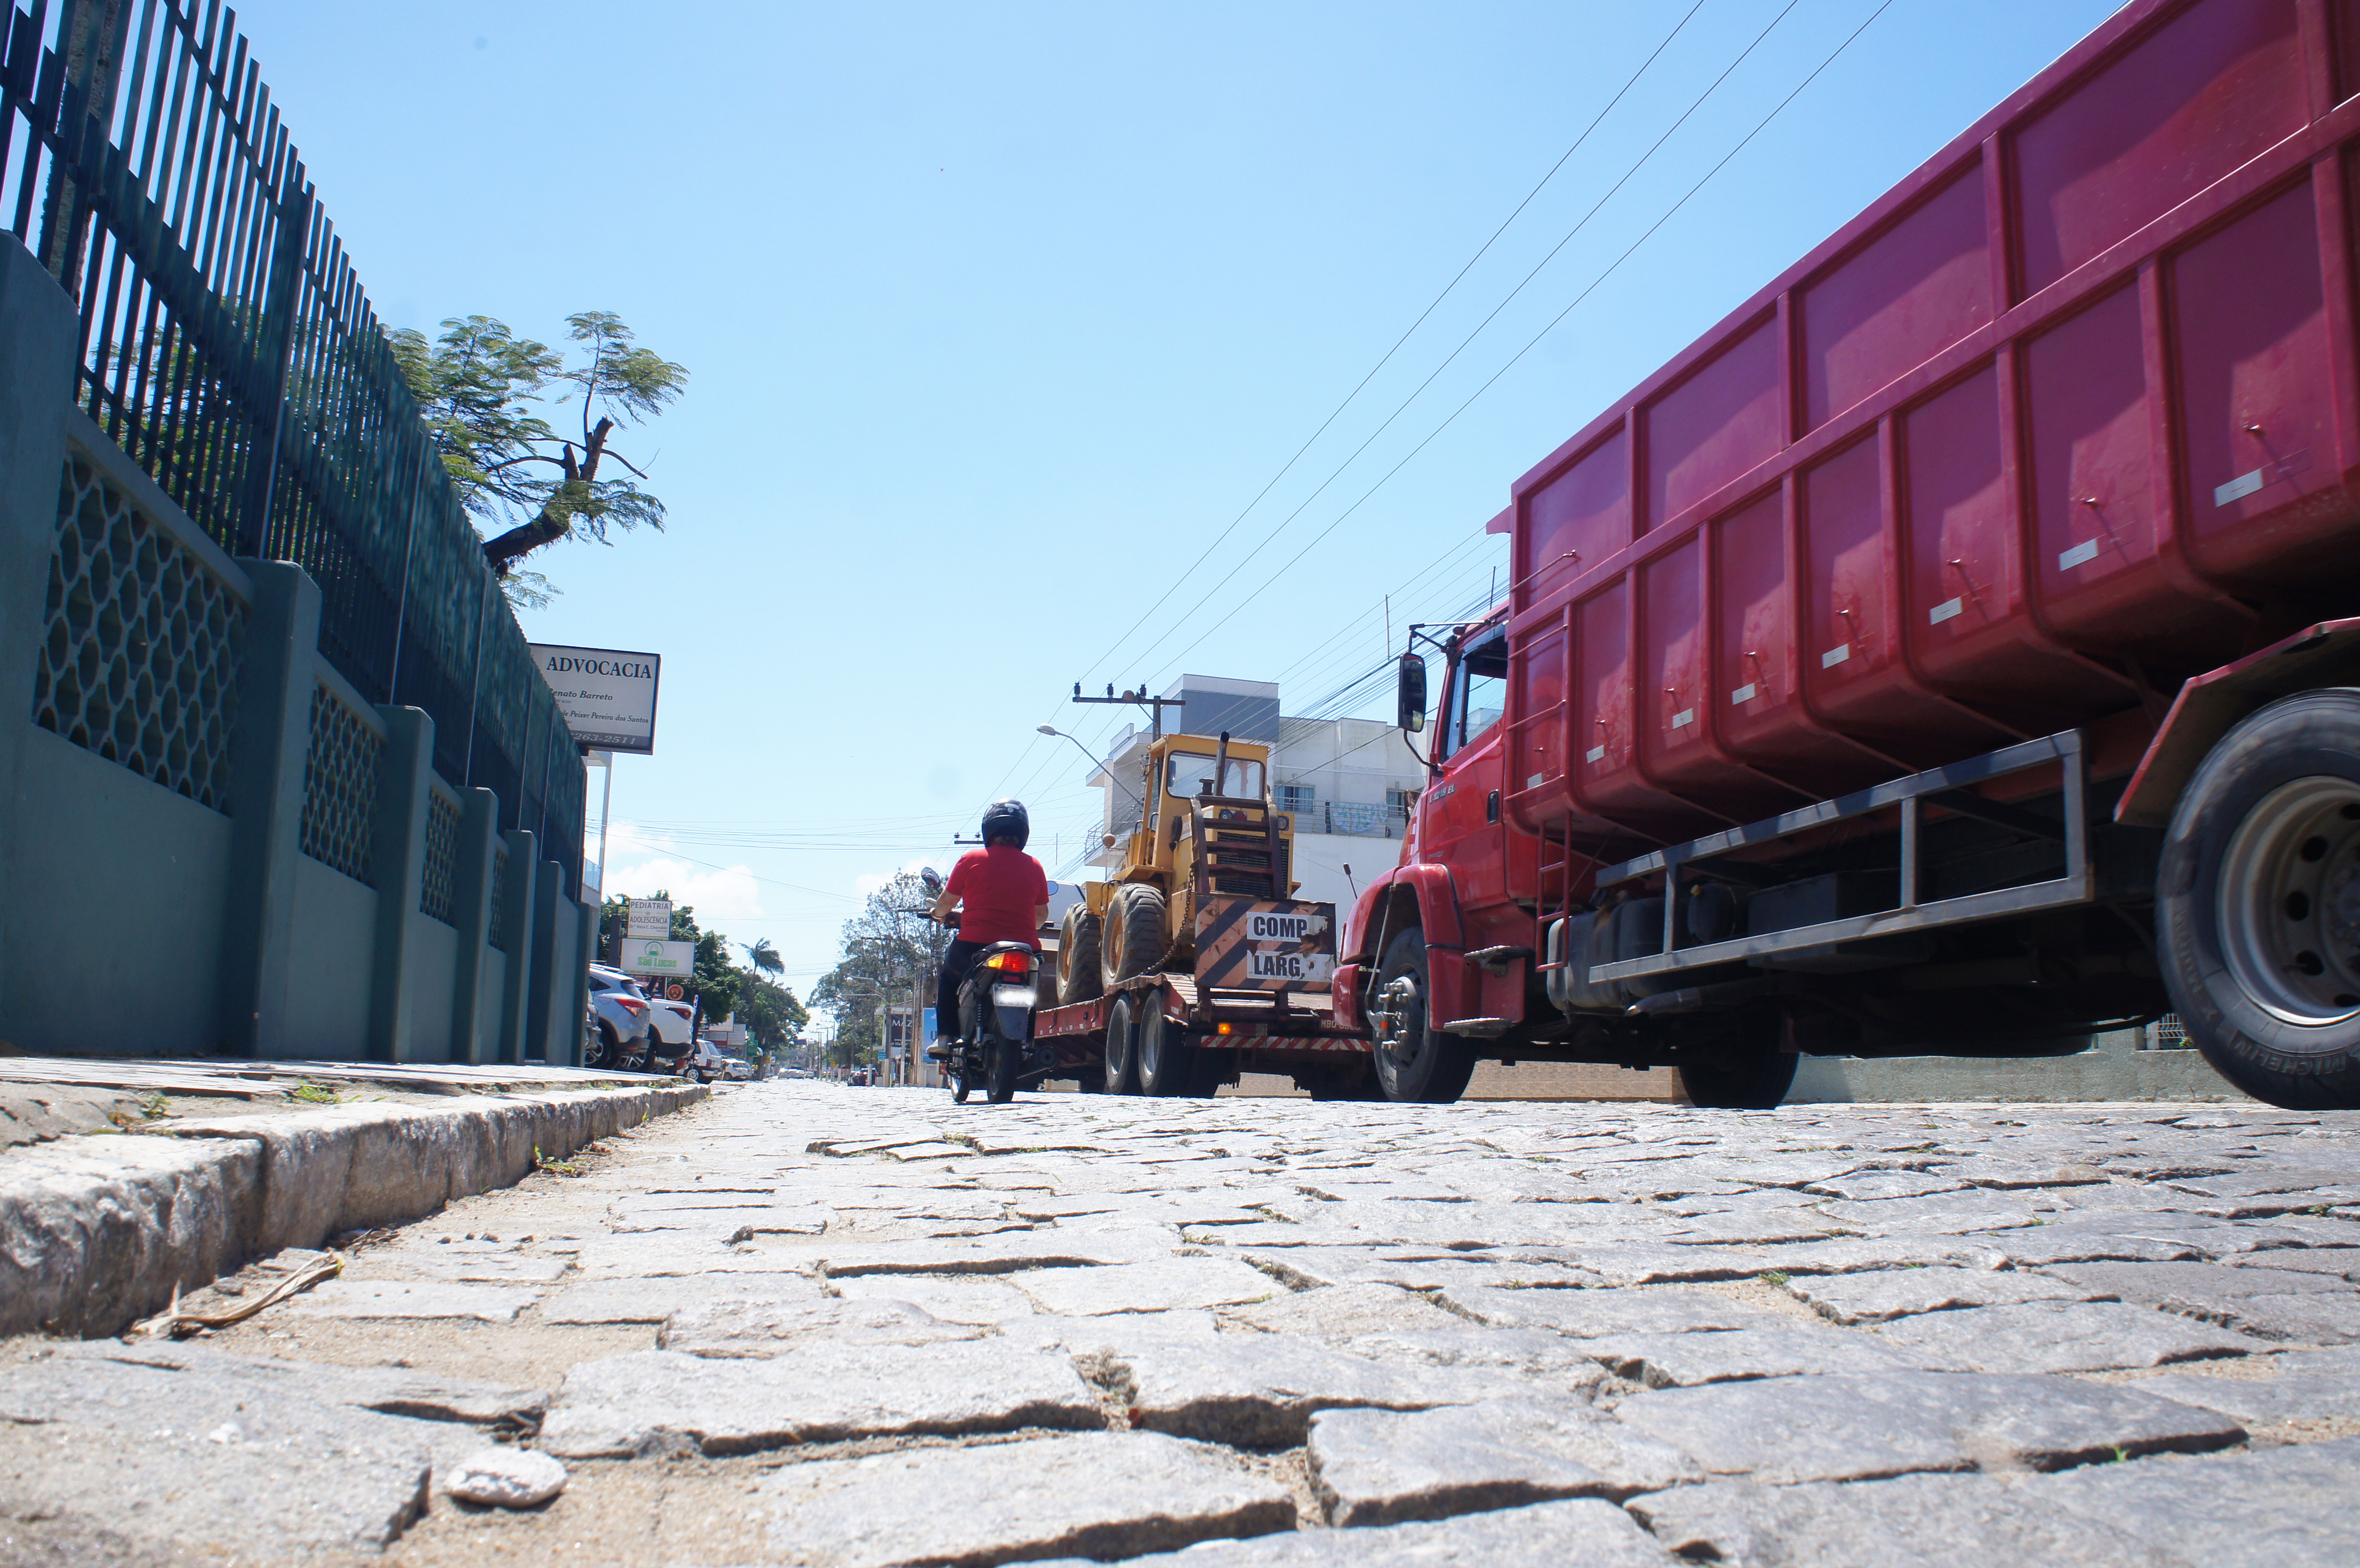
922, 871, 1057, 1103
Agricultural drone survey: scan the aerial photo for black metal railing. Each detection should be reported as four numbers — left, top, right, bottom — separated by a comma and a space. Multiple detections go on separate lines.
0, 0, 583, 894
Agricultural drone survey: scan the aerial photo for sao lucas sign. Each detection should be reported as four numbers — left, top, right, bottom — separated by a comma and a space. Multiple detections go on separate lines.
529, 643, 662, 754
623, 939, 696, 979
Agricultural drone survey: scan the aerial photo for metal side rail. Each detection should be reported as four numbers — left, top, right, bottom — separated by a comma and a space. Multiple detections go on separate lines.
1588, 729, 2090, 987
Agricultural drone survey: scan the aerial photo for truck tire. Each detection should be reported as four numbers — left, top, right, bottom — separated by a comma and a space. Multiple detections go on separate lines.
1101, 883, 1168, 990
1676, 1048, 1798, 1110
1136, 1005, 1196, 1096
1104, 994, 1142, 1094
1060, 905, 1104, 1005
1370, 927, 1477, 1103
2158, 689, 2360, 1110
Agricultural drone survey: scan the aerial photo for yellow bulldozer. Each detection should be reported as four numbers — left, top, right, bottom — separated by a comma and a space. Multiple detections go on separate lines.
1040, 728, 1344, 1095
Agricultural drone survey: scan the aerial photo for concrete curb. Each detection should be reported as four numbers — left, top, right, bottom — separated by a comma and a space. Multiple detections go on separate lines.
1789, 1047, 2245, 1104
0, 1080, 706, 1339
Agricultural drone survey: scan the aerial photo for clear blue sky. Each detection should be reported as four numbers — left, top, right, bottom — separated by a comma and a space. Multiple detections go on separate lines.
230, 0, 2123, 1004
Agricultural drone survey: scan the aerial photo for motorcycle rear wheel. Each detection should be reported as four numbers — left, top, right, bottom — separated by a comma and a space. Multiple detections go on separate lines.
987, 1038, 1018, 1103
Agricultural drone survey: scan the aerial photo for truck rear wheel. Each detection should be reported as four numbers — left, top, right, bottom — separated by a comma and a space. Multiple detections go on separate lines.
1371, 928, 1476, 1104
1060, 905, 1104, 1005
1676, 1047, 1798, 1110
1136, 1006, 1196, 1096
1104, 994, 1142, 1095
1101, 883, 1168, 990
2159, 690, 2360, 1110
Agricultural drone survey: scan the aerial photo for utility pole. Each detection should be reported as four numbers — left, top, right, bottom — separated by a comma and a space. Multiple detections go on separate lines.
1070, 682, 1184, 740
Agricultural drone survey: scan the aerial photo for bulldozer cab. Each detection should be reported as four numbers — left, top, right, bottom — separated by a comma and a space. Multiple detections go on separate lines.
1065, 729, 1334, 1004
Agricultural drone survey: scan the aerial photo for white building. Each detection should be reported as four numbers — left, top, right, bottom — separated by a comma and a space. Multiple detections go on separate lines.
1080, 674, 1424, 909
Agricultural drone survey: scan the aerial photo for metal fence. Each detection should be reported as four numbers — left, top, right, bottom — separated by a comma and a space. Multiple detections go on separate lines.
0, 0, 583, 890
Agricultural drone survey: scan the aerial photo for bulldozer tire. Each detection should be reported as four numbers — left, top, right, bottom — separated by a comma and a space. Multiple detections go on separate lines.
1100, 883, 1169, 991
1059, 905, 1104, 1005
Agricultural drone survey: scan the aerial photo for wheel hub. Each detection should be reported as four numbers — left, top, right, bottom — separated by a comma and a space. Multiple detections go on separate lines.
2218, 775, 2360, 1026
1374, 974, 1421, 1063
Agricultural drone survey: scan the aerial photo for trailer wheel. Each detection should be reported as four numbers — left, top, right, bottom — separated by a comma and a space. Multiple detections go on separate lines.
1060, 905, 1104, 1005
1675, 1045, 1798, 1110
1136, 1005, 1196, 1096
1371, 928, 1477, 1104
1101, 883, 1168, 990
1104, 994, 1142, 1094
2159, 690, 2360, 1110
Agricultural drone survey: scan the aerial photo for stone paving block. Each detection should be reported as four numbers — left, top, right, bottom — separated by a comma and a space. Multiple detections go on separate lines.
659, 1296, 987, 1355
1229, 1282, 1466, 1341
541, 1271, 827, 1324
1012, 1257, 1281, 1315
354, 1252, 572, 1284
2196, 1291, 2360, 1345
1308, 1398, 1703, 1524
2133, 1364, 2360, 1426
1748, 1234, 2014, 1275
54, 1340, 549, 1428
814, 1234, 1162, 1275
1579, 1323, 1940, 1386
1979, 1225, 2207, 1268
1480, 1243, 1762, 1286
1109, 1333, 1510, 1446
2227, 1245, 2360, 1279
0, 1356, 442, 1559
283, 1278, 541, 1321
1438, 1284, 1781, 1336
1803, 1170, 1974, 1202
1867, 1300, 2272, 1373
1789, 1264, 2104, 1323
2043, 1434, 2360, 1568
2045, 1259, 2341, 1305
1612, 1371, 2245, 1484
759, 1431, 1292, 1568
539, 1341, 1102, 1458
1814, 1190, 2057, 1234
1626, 1472, 2180, 1568
828, 1271, 1041, 1324
1031, 1497, 1679, 1566
1660, 1210, 1856, 1246
1340, 1328, 1612, 1391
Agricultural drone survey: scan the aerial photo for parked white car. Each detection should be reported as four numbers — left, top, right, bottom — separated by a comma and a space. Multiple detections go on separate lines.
644, 998, 697, 1076
585, 965, 651, 1070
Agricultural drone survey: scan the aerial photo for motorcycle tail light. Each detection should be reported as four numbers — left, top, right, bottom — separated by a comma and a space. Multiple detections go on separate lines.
985, 951, 1032, 972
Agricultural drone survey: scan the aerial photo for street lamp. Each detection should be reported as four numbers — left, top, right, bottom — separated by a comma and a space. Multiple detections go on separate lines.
1039, 724, 1141, 806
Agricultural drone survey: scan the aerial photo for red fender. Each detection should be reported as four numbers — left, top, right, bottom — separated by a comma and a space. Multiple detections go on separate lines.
1340, 863, 1479, 1032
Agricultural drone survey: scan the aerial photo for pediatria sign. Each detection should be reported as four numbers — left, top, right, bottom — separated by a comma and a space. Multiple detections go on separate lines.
529, 644, 662, 754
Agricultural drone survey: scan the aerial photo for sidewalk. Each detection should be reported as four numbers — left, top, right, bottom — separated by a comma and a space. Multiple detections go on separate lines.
0, 1056, 706, 1339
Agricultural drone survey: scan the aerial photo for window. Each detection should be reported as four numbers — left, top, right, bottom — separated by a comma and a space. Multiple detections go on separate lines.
1439, 631, 1508, 760
1164, 752, 1265, 798
1276, 783, 1315, 814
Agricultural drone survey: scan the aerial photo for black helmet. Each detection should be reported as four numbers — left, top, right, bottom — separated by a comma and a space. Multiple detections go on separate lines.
981, 798, 1030, 849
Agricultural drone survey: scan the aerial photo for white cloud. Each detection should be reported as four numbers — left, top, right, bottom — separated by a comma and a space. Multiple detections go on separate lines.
598, 822, 764, 921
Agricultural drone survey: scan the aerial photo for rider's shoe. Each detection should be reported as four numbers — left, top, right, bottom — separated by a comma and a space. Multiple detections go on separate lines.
924, 1042, 953, 1061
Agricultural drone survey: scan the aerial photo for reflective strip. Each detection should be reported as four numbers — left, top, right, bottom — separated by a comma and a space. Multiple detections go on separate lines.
2058, 538, 2100, 570
1585, 745, 1606, 763
1730, 682, 1757, 704
2214, 468, 2264, 506
1671, 708, 1695, 729
1930, 597, 1963, 625
1821, 643, 1851, 668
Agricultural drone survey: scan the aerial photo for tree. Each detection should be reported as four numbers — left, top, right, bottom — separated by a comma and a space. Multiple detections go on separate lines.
595, 890, 804, 1050
387, 311, 687, 606
812, 871, 951, 1072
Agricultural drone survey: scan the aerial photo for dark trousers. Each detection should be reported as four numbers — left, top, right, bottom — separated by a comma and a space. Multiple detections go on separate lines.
937, 939, 984, 1045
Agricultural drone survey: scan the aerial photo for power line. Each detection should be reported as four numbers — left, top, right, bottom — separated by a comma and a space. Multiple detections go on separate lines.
1070, 0, 1713, 692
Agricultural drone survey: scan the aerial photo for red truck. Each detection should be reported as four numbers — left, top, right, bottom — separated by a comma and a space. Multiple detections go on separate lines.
1328, 0, 2360, 1112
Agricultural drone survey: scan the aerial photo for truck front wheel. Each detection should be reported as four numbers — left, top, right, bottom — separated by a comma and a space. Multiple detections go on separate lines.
2160, 690, 2360, 1110
1371, 928, 1477, 1104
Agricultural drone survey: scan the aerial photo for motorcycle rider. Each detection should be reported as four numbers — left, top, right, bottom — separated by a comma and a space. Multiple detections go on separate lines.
926, 799, 1048, 1060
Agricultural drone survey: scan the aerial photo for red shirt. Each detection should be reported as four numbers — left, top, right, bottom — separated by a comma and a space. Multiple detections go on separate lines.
946, 845, 1047, 948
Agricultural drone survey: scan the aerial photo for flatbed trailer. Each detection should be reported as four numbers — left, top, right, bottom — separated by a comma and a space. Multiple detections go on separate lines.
1035, 973, 1371, 1090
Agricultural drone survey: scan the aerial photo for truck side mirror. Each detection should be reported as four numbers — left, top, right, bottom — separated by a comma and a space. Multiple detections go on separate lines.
1396, 653, 1427, 733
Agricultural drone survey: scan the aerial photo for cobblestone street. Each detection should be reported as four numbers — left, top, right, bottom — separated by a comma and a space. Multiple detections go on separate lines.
6, 1080, 2358, 1566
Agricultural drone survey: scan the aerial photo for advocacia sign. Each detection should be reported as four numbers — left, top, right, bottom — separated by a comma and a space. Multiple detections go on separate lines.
529, 644, 662, 754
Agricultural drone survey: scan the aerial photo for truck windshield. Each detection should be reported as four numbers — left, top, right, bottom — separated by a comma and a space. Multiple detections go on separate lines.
1167, 754, 1265, 797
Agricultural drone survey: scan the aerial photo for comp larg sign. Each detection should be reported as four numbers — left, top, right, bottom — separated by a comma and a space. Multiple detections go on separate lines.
529, 644, 662, 754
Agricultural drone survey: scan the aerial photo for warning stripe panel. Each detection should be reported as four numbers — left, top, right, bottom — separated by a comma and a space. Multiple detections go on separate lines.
1195, 897, 1335, 992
